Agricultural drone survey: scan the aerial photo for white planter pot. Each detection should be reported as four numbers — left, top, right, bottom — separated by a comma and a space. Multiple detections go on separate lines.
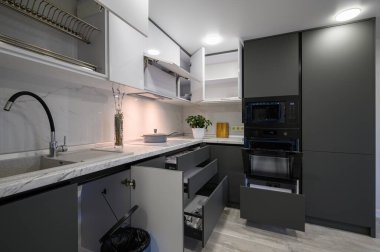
192, 128, 205, 139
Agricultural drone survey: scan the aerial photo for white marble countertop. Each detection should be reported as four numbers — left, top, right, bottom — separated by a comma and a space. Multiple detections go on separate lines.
0, 137, 243, 199
203, 136, 244, 145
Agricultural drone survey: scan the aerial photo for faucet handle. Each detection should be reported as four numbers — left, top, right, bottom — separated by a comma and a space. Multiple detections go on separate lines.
57, 136, 68, 153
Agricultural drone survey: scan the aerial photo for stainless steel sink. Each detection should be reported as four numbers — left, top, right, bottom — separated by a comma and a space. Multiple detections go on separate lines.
0, 156, 76, 179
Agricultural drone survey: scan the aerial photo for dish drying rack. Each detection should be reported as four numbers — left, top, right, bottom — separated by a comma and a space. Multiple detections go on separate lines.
0, 0, 100, 44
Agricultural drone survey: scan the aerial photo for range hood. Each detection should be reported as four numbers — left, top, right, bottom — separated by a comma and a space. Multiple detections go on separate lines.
144, 55, 199, 82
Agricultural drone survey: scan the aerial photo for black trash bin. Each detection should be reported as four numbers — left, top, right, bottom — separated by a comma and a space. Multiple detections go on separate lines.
100, 205, 150, 252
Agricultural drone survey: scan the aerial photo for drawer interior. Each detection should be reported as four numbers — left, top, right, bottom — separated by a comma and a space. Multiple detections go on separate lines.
184, 176, 228, 247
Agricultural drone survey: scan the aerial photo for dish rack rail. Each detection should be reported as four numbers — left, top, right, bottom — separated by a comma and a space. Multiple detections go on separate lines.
0, 0, 100, 43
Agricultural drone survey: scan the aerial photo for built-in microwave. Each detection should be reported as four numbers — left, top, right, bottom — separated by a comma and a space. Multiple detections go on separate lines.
243, 96, 300, 129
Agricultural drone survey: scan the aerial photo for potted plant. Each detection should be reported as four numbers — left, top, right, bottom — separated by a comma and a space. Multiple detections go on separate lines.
185, 115, 212, 139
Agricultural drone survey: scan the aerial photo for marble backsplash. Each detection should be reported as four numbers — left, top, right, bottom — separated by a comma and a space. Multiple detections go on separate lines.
182, 103, 243, 137
0, 80, 183, 154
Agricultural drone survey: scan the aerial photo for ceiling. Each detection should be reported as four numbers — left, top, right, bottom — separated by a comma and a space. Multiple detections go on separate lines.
149, 0, 380, 55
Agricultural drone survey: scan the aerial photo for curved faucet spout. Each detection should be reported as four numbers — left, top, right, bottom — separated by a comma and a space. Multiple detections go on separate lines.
3, 91, 55, 132
3, 91, 67, 157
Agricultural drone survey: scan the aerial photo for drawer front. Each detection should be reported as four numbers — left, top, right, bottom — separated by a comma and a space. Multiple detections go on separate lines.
203, 176, 228, 247
187, 159, 218, 199
240, 186, 305, 231
177, 146, 210, 171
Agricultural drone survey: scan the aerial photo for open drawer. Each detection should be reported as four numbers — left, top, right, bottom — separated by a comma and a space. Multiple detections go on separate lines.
240, 184, 305, 231
166, 146, 217, 198
183, 159, 218, 199
184, 176, 228, 247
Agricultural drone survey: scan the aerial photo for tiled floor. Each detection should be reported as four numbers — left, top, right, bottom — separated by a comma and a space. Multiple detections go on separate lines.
185, 208, 380, 252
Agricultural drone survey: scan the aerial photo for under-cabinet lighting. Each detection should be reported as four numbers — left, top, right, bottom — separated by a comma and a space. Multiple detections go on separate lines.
146, 49, 161, 56
335, 8, 361, 22
203, 34, 223, 45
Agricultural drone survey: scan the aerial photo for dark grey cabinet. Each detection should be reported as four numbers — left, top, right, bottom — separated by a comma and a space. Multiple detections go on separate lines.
302, 19, 375, 154
303, 151, 375, 236
209, 144, 244, 207
244, 33, 299, 98
0, 184, 78, 252
302, 19, 376, 237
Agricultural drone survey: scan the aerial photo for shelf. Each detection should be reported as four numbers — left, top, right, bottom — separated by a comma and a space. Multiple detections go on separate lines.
0, 40, 112, 91
205, 77, 238, 85
201, 97, 242, 104
0, 33, 97, 71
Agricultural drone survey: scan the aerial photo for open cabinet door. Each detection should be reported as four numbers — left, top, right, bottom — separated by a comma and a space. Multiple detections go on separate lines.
190, 47, 205, 102
131, 166, 184, 252
238, 40, 243, 99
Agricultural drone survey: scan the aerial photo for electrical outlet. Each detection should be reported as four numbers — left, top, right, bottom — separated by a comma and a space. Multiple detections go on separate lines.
231, 126, 237, 131
238, 126, 244, 132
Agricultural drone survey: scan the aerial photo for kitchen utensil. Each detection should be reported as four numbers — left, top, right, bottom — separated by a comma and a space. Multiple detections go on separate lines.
142, 129, 178, 143
216, 122, 229, 138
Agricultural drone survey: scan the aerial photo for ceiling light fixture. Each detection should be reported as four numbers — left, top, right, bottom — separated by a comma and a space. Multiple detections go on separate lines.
203, 34, 223, 45
146, 49, 160, 56
335, 8, 361, 22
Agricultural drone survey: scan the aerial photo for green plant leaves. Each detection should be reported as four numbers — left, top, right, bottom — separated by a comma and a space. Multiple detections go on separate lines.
185, 115, 212, 129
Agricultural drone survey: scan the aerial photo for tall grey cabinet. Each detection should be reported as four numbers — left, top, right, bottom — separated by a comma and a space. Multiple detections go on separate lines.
302, 19, 376, 237
244, 33, 299, 97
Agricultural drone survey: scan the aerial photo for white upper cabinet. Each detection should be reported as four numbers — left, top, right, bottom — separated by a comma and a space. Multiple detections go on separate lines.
95, 0, 148, 36
145, 21, 180, 65
190, 47, 206, 103
191, 42, 242, 102
108, 12, 145, 90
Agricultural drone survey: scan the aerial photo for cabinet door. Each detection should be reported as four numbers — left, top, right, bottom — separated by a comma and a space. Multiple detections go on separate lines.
0, 184, 78, 252
146, 21, 180, 65
302, 20, 375, 154
131, 166, 184, 252
80, 170, 131, 252
244, 33, 299, 97
109, 12, 145, 89
191, 47, 205, 102
210, 144, 245, 207
303, 151, 375, 232
96, 0, 148, 35
238, 41, 243, 99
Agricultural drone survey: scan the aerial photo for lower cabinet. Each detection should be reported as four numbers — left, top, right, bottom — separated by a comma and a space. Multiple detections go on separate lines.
303, 151, 375, 236
80, 145, 227, 251
79, 164, 184, 252
209, 144, 245, 207
0, 184, 78, 252
240, 185, 305, 231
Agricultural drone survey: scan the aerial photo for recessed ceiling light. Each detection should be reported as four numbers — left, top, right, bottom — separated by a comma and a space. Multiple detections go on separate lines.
335, 8, 361, 22
203, 34, 223, 45
146, 49, 160, 56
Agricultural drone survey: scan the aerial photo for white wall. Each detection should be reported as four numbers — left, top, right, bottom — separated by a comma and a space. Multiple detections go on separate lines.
0, 80, 183, 154
182, 103, 243, 137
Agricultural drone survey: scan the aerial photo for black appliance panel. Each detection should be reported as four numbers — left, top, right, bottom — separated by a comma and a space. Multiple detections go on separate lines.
244, 96, 300, 129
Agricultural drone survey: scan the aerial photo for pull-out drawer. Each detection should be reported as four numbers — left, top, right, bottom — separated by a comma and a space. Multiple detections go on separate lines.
176, 146, 210, 171
184, 176, 228, 247
240, 185, 305, 231
184, 159, 218, 199
166, 146, 216, 198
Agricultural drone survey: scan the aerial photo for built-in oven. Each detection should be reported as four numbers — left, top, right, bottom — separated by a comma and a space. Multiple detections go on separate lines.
243, 128, 302, 193
244, 96, 300, 129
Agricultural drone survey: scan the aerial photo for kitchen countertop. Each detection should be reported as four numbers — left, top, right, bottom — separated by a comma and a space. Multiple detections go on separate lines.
0, 137, 243, 199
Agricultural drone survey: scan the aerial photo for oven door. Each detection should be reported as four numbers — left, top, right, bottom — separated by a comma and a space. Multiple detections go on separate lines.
242, 149, 302, 181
